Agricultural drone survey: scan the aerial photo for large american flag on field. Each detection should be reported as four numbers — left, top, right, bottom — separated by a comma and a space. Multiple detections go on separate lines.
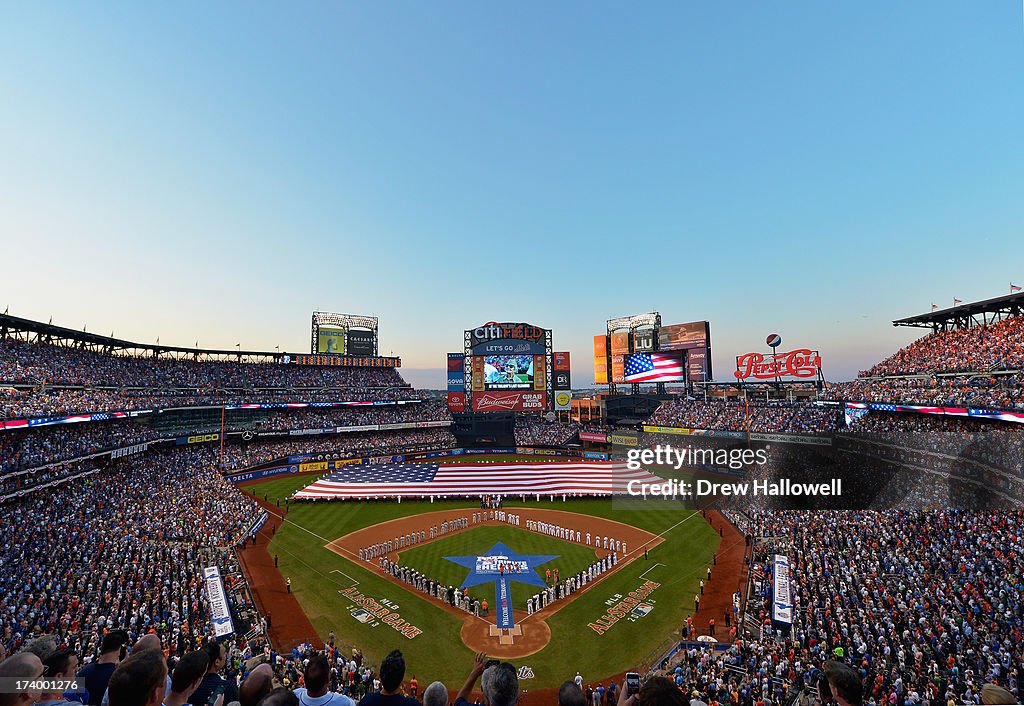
292, 460, 668, 499
624, 353, 685, 383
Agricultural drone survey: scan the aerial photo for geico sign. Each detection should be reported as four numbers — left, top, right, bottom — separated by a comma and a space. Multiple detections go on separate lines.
471, 322, 545, 342
187, 433, 220, 444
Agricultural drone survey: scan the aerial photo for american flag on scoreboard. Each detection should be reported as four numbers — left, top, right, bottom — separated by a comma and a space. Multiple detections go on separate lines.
624, 353, 684, 383
292, 461, 668, 499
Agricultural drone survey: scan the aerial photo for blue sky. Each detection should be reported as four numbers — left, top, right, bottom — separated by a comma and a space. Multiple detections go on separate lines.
1, 2, 1022, 388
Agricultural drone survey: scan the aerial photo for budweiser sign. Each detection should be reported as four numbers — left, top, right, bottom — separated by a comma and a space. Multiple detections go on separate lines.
472, 391, 547, 412
734, 349, 821, 380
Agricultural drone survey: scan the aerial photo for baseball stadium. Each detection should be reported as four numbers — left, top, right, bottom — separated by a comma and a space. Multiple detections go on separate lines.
3, 295, 1024, 706
3, 6, 1023, 706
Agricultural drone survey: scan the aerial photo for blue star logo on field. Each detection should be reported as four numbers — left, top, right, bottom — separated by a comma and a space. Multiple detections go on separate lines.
443, 542, 558, 629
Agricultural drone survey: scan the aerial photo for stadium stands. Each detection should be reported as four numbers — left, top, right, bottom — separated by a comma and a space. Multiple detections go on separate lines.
646, 399, 841, 433
3, 312, 1024, 706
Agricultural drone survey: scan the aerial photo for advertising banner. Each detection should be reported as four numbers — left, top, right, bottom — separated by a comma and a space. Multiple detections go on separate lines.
534, 355, 546, 391
609, 433, 639, 446
580, 431, 609, 443
642, 425, 695, 435
447, 372, 465, 391
641, 426, 746, 439
611, 355, 625, 383
377, 421, 451, 431
176, 432, 220, 446
468, 322, 548, 356
472, 357, 485, 392
734, 349, 821, 380
472, 391, 547, 412
687, 349, 711, 382
203, 566, 235, 638
593, 335, 608, 358
317, 327, 347, 354
748, 432, 832, 446
658, 322, 709, 350
287, 428, 339, 436
594, 359, 608, 385
553, 351, 571, 371
226, 465, 300, 483
772, 554, 793, 627
554, 371, 571, 389
610, 332, 630, 354
447, 353, 465, 372
347, 330, 374, 356
553, 390, 571, 411
633, 330, 655, 352
448, 391, 466, 413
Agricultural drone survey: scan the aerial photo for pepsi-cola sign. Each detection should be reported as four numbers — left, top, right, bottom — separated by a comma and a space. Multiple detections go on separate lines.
734, 349, 821, 380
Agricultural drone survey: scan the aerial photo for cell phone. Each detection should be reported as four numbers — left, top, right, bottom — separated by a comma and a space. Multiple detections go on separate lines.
626, 673, 640, 696
208, 680, 227, 706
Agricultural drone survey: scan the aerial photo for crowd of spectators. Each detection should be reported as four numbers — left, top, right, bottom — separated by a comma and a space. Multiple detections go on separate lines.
250, 402, 450, 433
0, 402, 453, 482
822, 375, 1024, 412
736, 508, 1024, 706
0, 448, 263, 663
216, 429, 458, 471
5, 319, 1024, 706
514, 417, 580, 446
862, 316, 1024, 377
0, 421, 161, 474
0, 339, 409, 389
0, 386, 426, 422
0, 338, 425, 422
646, 399, 841, 434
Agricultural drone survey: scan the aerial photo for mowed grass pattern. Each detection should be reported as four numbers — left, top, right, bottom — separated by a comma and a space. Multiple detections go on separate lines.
247, 470, 720, 688
396, 525, 599, 611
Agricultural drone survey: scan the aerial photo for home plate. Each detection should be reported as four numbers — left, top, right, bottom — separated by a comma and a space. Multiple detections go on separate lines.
489, 625, 523, 644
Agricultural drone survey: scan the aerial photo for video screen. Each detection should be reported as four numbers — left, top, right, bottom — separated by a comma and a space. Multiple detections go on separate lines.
317, 328, 346, 354
483, 354, 535, 390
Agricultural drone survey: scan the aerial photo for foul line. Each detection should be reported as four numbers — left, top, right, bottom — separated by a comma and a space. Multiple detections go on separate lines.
330, 569, 361, 586
639, 562, 666, 580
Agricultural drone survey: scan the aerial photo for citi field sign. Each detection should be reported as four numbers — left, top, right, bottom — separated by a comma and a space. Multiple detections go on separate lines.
468, 322, 548, 355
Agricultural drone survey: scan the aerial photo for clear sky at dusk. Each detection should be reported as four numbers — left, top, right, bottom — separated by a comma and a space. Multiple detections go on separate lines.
2, 2, 1022, 388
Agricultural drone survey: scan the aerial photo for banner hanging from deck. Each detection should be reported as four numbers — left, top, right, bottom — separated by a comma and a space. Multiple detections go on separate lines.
203, 566, 235, 638
771, 554, 792, 631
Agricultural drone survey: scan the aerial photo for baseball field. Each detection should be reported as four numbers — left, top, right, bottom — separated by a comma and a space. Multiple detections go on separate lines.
239, 457, 746, 690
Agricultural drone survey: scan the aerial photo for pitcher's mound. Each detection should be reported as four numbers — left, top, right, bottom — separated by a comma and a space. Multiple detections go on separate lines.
460, 615, 551, 658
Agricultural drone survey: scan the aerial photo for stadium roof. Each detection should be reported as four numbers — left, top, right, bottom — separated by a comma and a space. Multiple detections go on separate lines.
0, 313, 399, 364
892, 292, 1024, 330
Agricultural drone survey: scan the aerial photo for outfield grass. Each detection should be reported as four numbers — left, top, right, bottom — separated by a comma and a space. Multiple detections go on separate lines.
247, 467, 720, 689
396, 525, 599, 611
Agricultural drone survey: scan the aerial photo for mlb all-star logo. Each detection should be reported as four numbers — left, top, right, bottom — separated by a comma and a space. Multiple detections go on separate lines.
444, 542, 559, 631
445, 543, 557, 589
